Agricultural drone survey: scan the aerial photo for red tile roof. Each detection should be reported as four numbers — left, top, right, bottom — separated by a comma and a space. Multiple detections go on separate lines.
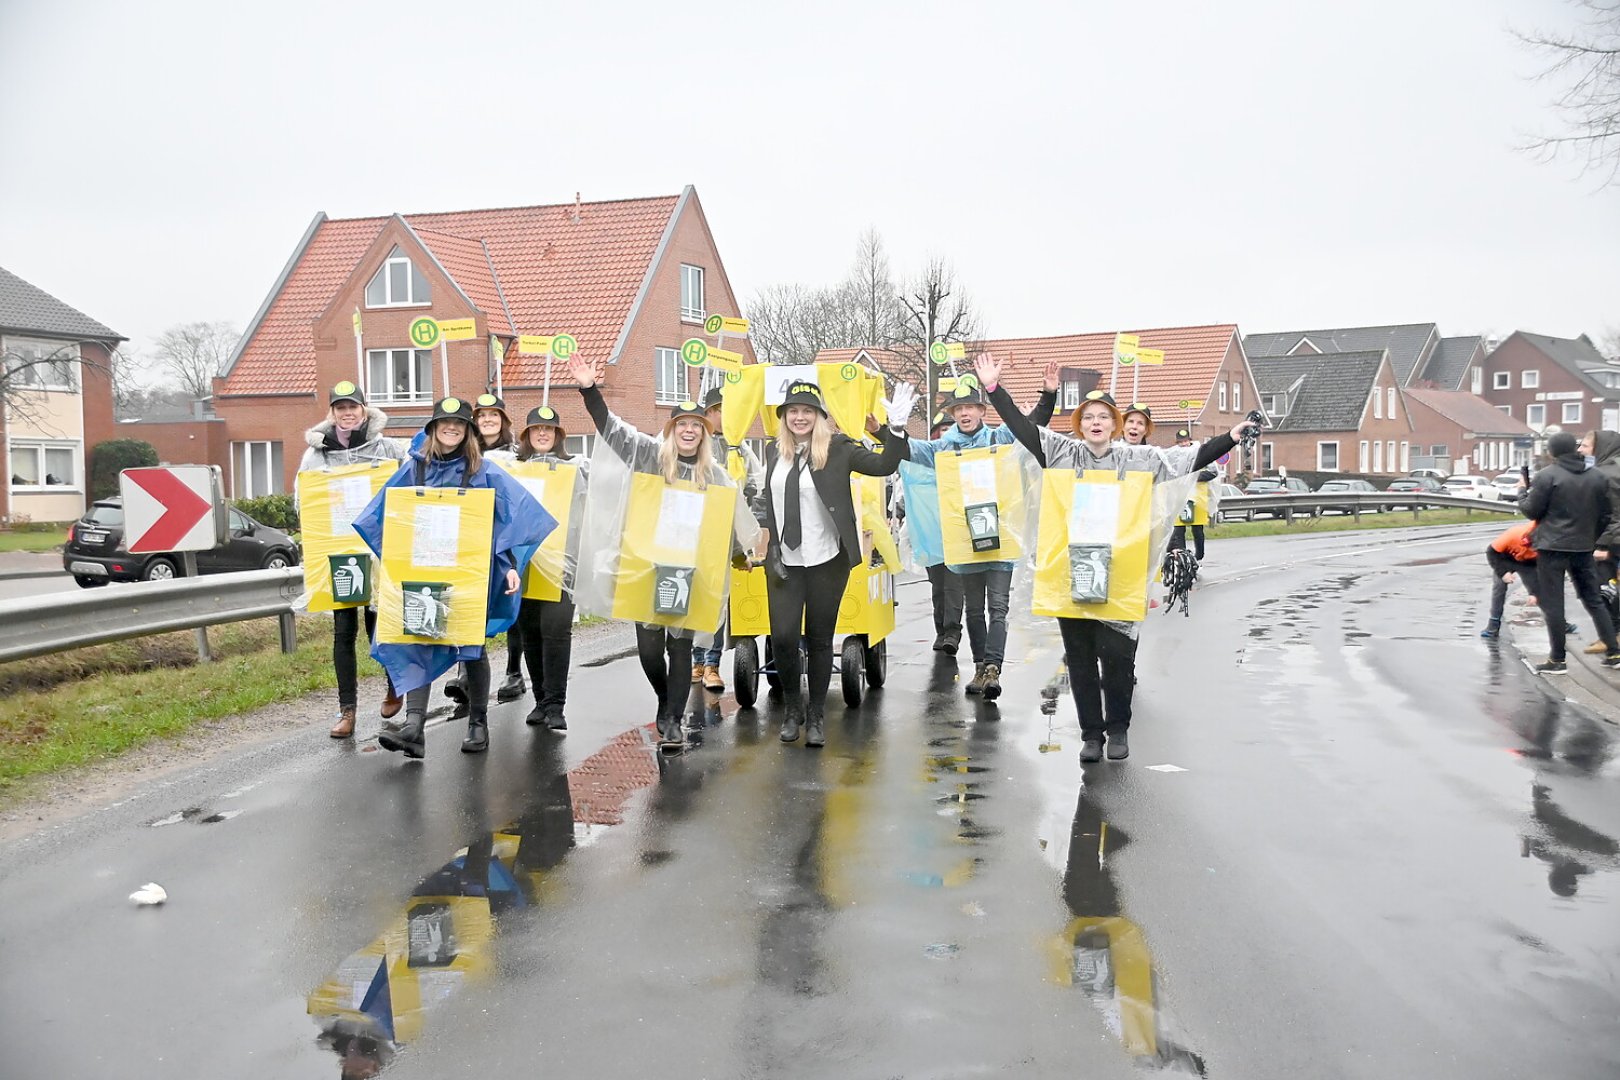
1404, 388, 1534, 436
222, 194, 681, 395
817, 324, 1243, 426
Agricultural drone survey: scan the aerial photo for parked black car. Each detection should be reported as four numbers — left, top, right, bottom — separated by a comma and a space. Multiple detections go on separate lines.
1316, 478, 1382, 514
1383, 476, 1445, 510
63, 498, 300, 587
1243, 476, 1311, 495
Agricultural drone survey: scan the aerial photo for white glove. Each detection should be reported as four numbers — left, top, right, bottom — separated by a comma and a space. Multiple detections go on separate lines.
885, 382, 918, 430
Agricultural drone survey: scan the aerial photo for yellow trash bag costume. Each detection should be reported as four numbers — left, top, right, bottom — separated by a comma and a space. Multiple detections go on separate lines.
296, 461, 393, 611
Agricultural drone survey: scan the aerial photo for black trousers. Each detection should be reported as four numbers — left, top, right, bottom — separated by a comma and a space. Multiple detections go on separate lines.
505, 620, 524, 676
636, 624, 693, 720
767, 556, 853, 707
1056, 617, 1139, 739
927, 563, 964, 638
1536, 550, 1619, 661
1169, 524, 1206, 560
333, 606, 391, 708
518, 596, 575, 714
406, 655, 489, 716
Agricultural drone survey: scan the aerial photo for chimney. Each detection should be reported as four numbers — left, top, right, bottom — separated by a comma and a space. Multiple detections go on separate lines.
572, 191, 581, 224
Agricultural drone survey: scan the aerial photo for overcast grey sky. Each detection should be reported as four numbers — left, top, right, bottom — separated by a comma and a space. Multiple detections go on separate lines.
1, 0, 1614, 370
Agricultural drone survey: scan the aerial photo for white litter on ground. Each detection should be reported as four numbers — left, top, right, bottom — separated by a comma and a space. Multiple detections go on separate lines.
129, 882, 167, 905
1145, 764, 1188, 773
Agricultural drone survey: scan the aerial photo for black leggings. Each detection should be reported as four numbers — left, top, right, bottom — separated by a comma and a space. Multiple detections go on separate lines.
518, 596, 575, 713
1056, 617, 1139, 739
1536, 550, 1619, 661
406, 655, 490, 716
333, 606, 388, 708
1169, 524, 1206, 560
505, 621, 524, 676
636, 624, 693, 719
767, 556, 853, 706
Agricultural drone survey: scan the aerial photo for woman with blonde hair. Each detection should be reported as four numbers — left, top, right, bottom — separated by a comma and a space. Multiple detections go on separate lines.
761, 378, 915, 748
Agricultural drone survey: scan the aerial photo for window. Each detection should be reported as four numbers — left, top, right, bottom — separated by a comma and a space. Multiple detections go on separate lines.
1526, 403, 1546, 428
1318, 441, 1339, 471
655, 346, 687, 405
8, 441, 78, 488
1472, 367, 1483, 395
1359, 440, 1370, 472
367, 348, 433, 404
680, 264, 705, 322
1429, 445, 1449, 458
1400, 442, 1410, 472
1563, 401, 1582, 424
1373, 386, 1382, 419
1373, 440, 1383, 472
364, 246, 431, 307
1261, 442, 1274, 471
1062, 381, 1080, 409
1232, 382, 1242, 413
1387, 441, 1396, 471
231, 441, 284, 498
1218, 382, 1228, 412
1496, 405, 1511, 416
1387, 388, 1397, 420
1262, 394, 1281, 415
1521, 369, 1539, 389
1492, 371, 1510, 390
563, 434, 596, 459
4, 337, 78, 391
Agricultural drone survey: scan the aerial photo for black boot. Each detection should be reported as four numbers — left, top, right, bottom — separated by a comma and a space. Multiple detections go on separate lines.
1106, 730, 1129, 761
525, 704, 545, 726
941, 631, 960, 657
443, 668, 467, 703
496, 671, 526, 702
779, 696, 804, 743
804, 698, 825, 748
461, 710, 489, 754
379, 711, 427, 759
1079, 738, 1103, 764
658, 703, 684, 752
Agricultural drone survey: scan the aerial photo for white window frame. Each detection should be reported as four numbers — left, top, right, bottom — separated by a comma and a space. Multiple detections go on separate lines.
1496, 404, 1511, 416
1373, 439, 1383, 472
1400, 442, 1410, 472
1521, 369, 1540, 389
1471, 367, 1483, 395
366, 348, 434, 404
1430, 445, 1449, 458
563, 434, 596, 459
1562, 401, 1582, 424
231, 440, 284, 498
1387, 388, 1397, 420
7, 439, 81, 491
1260, 442, 1275, 471
1232, 382, 1242, 413
1492, 371, 1510, 390
1318, 441, 1339, 471
1359, 440, 1370, 472
1373, 387, 1382, 419
679, 264, 705, 322
654, 346, 687, 405
1218, 382, 1228, 412
1386, 440, 1396, 472
1062, 381, 1080, 410
1526, 403, 1546, 428
4, 336, 79, 392
364, 247, 431, 308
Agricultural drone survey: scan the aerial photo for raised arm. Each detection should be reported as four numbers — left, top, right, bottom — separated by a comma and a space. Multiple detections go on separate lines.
977, 354, 1047, 466
570, 354, 658, 467
1028, 359, 1061, 427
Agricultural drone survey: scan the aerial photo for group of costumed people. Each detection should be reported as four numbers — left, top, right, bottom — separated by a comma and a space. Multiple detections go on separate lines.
295, 348, 1253, 767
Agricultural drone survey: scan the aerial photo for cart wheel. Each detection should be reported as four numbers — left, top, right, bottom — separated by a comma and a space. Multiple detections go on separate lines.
733, 637, 759, 709
864, 637, 887, 688
841, 637, 865, 707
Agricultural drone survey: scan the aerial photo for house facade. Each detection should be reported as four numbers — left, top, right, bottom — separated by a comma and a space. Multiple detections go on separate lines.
1248, 350, 1416, 475
1480, 332, 1620, 454
0, 267, 123, 524
215, 186, 750, 497
1402, 388, 1534, 474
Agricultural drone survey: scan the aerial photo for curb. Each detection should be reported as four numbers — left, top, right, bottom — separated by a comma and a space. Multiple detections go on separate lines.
0, 570, 68, 582
1504, 608, 1620, 727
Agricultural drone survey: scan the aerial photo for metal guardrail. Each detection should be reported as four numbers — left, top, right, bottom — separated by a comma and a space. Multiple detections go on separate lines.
1216, 491, 1519, 522
0, 568, 304, 665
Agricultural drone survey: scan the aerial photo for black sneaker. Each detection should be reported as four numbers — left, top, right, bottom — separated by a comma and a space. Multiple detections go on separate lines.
1079, 739, 1104, 763
1535, 659, 1568, 675
1106, 732, 1129, 760
1604, 654, 1620, 670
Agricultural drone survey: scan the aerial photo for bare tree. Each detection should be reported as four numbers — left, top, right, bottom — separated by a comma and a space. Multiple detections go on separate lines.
152, 320, 238, 400
847, 228, 902, 349
1515, 0, 1620, 185
893, 257, 984, 403
0, 340, 128, 431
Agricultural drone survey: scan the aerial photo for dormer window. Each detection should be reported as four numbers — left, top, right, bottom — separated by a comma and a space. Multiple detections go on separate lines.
365, 246, 431, 307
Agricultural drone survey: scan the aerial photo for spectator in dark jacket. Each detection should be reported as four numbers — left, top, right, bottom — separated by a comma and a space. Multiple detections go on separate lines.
1518, 431, 1620, 673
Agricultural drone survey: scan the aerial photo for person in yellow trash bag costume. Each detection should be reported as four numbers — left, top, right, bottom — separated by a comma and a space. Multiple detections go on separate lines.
567, 353, 760, 751
975, 354, 1256, 764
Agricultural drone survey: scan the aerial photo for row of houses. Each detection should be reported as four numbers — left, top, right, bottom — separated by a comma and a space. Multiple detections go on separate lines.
5, 185, 1616, 521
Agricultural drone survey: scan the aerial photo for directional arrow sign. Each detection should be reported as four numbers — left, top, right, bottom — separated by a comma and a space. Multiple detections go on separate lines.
120, 466, 223, 553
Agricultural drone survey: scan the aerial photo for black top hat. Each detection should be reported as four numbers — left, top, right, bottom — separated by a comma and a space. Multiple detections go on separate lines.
472, 392, 510, 421
521, 404, 565, 432
329, 380, 365, 407
776, 380, 828, 416
945, 382, 987, 410
428, 396, 471, 427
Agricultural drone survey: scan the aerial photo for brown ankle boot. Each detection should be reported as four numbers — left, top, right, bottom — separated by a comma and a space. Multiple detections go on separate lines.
329, 706, 357, 739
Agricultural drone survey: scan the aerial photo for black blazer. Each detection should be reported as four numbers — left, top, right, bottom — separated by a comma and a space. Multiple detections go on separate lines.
760, 428, 904, 568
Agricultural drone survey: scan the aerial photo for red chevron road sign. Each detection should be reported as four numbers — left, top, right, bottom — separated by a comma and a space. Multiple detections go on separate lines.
120, 466, 224, 553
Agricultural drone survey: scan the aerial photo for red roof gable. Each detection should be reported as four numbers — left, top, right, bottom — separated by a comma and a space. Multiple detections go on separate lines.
222, 194, 681, 395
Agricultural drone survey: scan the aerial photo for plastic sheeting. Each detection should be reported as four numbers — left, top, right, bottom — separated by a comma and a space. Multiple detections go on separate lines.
898, 459, 944, 570
934, 442, 1041, 568
504, 458, 586, 602
296, 461, 393, 612
375, 487, 497, 645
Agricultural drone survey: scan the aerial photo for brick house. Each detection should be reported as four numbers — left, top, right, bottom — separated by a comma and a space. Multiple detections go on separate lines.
215, 186, 750, 497
1479, 332, 1620, 454
1242, 322, 1487, 392
0, 266, 123, 523
816, 323, 1264, 470
1248, 350, 1416, 475
1402, 388, 1534, 474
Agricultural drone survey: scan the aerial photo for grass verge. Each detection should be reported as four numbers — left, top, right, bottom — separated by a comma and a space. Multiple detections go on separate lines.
0, 529, 67, 553
0, 616, 378, 797
1208, 507, 1513, 539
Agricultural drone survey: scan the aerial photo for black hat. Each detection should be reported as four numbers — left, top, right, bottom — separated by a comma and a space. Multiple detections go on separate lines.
665, 398, 715, 433
930, 410, 950, 434
1549, 432, 1579, 457
945, 382, 987, 410
427, 396, 472, 428
702, 387, 724, 411
776, 380, 828, 416
1124, 401, 1153, 421
1069, 389, 1123, 436
1176, 428, 1192, 441
329, 380, 365, 407
520, 404, 565, 434
472, 392, 510, 422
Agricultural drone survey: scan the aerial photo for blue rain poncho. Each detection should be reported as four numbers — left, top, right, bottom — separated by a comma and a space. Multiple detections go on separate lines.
352, 449, 557, 694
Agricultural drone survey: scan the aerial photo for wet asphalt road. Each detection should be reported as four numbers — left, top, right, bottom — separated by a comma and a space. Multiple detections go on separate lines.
1, 522, 1617, 1079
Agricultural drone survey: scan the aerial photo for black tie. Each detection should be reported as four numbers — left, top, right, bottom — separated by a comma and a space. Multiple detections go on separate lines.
783, 452, 803, 550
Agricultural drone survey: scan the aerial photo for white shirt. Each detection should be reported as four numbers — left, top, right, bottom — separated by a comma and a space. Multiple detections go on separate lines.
771, 447, 839, 567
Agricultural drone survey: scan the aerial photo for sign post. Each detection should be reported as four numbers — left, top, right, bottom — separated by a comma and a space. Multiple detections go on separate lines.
1131, 345, 1164, 403
517, 333, 577, 405
119, 465, 228, 661
410, 317, 443, 394
1110, 333, 1139, 397
352, 308, 364, 392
